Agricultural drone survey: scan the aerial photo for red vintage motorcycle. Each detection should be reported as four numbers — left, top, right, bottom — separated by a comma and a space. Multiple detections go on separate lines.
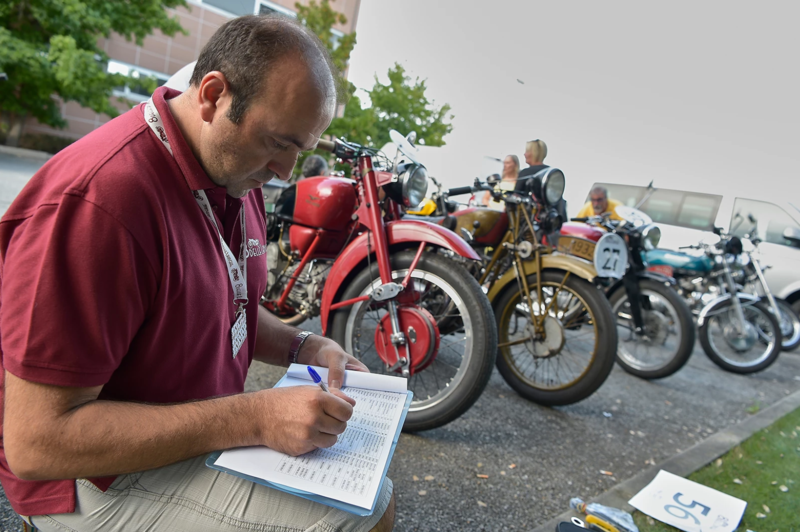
261, 133, 497, 432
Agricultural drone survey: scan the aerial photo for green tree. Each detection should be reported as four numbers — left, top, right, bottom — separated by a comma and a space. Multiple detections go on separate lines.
0, 0, 187, 146
295, 1, 453, 177
294, 0, 355, 80
294, 0, 359, 178
363, 62, 453, 149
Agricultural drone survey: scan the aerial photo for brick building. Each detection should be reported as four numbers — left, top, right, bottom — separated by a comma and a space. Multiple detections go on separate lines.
24, 0, 360, 142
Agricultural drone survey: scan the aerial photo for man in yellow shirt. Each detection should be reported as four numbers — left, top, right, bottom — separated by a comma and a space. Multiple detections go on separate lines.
575, 185, 623, 220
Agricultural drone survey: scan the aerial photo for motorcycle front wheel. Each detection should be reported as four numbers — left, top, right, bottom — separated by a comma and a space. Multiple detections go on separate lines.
331, 250, 497, 432
609, 279, 695, 379
775, 298, 800, 352
698, 298, 782, 373
494, 271, 617, 406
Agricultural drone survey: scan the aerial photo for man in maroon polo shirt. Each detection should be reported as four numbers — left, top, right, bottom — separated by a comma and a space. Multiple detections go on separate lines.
0, 15, 395, 532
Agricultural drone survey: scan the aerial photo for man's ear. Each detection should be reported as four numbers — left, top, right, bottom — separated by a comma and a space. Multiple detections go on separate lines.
196, 71, 229, 123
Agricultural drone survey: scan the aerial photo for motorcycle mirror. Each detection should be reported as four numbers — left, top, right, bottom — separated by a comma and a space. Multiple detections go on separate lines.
486, 173, 500, 186
783, 226, 800, 246
406, 131, 417, 146
0, 73, 7, 82
748, 213, 757, 224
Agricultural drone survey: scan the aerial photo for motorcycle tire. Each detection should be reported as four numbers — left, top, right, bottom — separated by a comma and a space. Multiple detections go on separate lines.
775, 298, 800, 352
698, 298, 782, 374
494, 271, 617, 406
609, 279, 695, 379
331, 250, 497, 432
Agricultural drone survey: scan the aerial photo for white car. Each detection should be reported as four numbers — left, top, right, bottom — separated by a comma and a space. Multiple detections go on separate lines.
588, 183, 800, 315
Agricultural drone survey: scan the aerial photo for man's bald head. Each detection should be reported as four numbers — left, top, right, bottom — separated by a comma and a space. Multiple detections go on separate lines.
189, 14, 339, 125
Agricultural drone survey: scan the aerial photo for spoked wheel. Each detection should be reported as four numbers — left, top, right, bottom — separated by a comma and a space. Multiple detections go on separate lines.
609, 280, 695, 379
774, 298, 800, 352
494, 271, 617, 406
331, 250, 497, 432
699, 298, 782, 373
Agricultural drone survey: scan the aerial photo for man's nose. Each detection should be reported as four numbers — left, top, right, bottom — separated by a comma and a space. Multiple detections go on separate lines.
269, 154, 299, 182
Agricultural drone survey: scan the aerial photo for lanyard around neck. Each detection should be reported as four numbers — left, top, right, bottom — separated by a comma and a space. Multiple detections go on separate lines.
143, 99, 248, 306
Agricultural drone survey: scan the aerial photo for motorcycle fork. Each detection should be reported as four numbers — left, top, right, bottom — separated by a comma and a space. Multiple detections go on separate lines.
721, 259, 748, 334
515, 205, 568, 335
356, 157, 410, 374
623, 273, 646, 333
751, 258, 781, 316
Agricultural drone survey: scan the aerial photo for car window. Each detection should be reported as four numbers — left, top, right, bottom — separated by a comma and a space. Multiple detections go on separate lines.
589, 183, 722, 230
730, 198, 800, 246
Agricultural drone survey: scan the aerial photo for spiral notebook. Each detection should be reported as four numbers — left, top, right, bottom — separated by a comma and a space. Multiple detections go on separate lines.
206, 364, 412, 516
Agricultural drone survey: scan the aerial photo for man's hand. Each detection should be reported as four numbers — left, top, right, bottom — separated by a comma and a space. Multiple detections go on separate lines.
300, 335, 368, 390
256, 385, 355, 456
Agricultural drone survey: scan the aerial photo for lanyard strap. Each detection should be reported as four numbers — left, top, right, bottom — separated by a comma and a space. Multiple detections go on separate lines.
143, 99, 248, 306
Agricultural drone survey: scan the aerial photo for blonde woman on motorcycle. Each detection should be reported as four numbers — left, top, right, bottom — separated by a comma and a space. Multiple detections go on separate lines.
482, 154, 520, 210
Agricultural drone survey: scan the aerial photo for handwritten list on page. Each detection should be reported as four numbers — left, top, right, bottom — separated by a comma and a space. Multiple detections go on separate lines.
212, 366, 408, 510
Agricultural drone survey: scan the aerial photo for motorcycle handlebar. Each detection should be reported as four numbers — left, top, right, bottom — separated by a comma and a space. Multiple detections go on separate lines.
316, 139, 336, 153
571, 217, 589, 222
447, 185, 474, 197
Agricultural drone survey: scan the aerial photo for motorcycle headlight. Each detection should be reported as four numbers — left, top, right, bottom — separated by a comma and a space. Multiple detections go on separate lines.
403, 164, 429, 209
541, 169, 565, 206
641, 223, 661, 250
388, 163, 429, 210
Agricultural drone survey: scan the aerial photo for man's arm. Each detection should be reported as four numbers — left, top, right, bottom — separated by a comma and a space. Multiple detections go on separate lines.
3, 370, 354, 481
252, 305, 367, 390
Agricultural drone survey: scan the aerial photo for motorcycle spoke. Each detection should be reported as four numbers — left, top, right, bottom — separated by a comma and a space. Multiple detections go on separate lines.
498, 336, 535, 348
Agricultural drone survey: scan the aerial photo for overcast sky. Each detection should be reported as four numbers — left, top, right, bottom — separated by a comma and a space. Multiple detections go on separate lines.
345, 0, 799, 210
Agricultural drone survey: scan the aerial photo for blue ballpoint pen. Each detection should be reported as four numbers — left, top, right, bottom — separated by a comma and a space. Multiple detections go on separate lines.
307, 366, 329, 393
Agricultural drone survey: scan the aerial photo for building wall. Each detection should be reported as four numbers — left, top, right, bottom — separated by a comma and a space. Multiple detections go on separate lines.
24, 0, 360, 141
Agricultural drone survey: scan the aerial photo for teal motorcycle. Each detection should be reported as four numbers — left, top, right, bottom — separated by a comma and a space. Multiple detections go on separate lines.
645, 228, 782, 374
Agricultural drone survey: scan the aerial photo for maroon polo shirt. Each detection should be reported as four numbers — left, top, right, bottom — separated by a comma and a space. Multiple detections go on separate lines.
0, 87, 268, 516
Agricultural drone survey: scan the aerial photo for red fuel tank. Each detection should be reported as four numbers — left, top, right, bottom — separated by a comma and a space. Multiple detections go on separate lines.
293, 177, 357, 230
558, 222, 605, 243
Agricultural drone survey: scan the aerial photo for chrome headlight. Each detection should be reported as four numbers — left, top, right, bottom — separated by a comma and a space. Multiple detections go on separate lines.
641, 223, 661, 250
541, 168, 565, 206
398, 164, 429, 209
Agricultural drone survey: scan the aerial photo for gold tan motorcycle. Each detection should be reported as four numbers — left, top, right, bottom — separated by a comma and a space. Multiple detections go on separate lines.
409, 170, 624, 405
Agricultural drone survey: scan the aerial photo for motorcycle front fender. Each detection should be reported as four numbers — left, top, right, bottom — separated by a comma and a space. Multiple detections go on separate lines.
320, 220, 481, 334
696, 292, 760, 327
486, 253, 598, 304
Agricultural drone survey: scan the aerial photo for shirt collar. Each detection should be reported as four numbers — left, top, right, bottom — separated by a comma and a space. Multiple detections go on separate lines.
149, 86, 218, 192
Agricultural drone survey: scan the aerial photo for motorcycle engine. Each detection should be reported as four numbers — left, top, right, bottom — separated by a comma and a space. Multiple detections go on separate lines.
265, 242, 326, 318
677, 276, 720, 312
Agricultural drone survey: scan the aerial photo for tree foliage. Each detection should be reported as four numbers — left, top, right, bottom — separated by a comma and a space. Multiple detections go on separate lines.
0, 0, 187, 132
295, 0, 453, 177
361, 63, 453, 149
293, 0, 354, 80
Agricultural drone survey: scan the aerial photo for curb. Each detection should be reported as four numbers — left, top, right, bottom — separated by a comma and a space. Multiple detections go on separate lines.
0, 145, 52, 161
533, 388, 800, 532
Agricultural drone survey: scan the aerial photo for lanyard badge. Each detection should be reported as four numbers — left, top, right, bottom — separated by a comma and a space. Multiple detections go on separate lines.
144, 99, 248, 358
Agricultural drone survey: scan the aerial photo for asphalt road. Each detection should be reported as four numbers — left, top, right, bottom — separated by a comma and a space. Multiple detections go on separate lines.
242, 320, 800, 532
1, 149, 799, 531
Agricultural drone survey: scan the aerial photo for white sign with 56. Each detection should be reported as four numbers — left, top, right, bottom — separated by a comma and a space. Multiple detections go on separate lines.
628, 470, 746, 532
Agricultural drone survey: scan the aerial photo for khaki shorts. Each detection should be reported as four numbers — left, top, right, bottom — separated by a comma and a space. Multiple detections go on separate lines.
25, 455, 393, 532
